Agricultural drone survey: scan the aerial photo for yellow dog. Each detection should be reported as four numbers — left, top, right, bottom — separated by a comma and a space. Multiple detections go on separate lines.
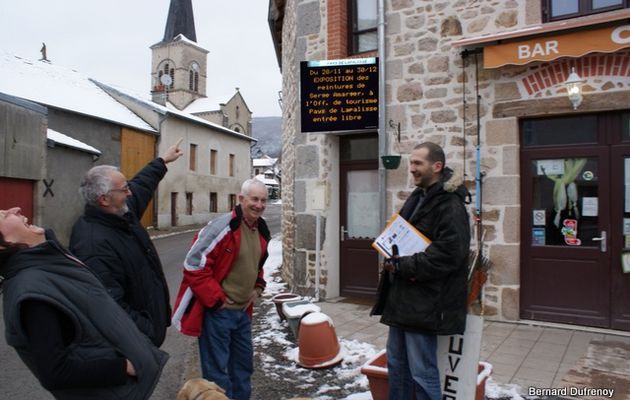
176, 378, 229, 400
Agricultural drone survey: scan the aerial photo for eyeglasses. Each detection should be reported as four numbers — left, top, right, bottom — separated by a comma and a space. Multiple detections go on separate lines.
108, 184, 130, 194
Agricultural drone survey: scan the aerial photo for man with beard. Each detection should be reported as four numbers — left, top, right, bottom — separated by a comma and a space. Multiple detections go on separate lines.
70, 140, 183, 347
371, 142, 471, 400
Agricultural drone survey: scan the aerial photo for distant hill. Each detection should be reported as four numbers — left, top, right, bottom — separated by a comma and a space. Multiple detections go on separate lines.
251, 116, 282, 158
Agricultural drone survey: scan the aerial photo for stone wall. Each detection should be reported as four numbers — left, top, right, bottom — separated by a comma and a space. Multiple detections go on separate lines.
281, 0, 344, 298
280, 0, 300, 291
380, 0, 533, 320
280, 0, 630, 321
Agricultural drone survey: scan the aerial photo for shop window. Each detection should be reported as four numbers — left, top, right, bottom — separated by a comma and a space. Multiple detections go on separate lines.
349, 0, 377, 54
622, 113, 630, 141
340, 134, 378, 161
542, 0, 629, 22
521, 116, 598, 147
529, 157, 599, 246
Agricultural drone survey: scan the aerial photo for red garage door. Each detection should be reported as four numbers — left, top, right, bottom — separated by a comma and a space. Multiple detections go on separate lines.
0, 177, 34, 221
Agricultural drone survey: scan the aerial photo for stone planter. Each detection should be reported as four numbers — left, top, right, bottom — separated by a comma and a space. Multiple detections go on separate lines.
361, 350, 492, 400
282, 300, 321, 339
360, 349, 388, 400
271, 293, 301, 321
477, 361, 492, 400
297, 312, 343, 369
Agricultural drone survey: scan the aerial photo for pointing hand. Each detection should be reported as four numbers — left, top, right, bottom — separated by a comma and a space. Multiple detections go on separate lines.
162, 138, 184, 163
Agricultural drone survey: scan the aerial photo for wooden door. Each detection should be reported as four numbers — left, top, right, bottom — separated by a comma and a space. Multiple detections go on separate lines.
120, 128, 156, 227
520, 112, 630, 330
610, 112, 630, 330
0, 177, 34, 221
521, 148, 610, 327
339, 133, 380, 298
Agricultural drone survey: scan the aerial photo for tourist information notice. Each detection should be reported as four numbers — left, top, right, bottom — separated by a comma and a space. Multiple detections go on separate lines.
300, 57, 379, 133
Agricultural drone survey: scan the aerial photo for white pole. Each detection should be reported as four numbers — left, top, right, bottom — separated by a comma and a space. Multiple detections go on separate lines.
377, 0, 387, 244
315, 210, 321, 302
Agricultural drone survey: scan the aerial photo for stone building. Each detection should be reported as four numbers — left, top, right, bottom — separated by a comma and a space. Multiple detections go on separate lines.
269, 0, 630, 331
151, 0, 252, 136
140, 0, 256, 227
0, 52, 157, 244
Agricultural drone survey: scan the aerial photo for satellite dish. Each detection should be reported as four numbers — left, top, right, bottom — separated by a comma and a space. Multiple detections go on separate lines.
160, 74, 172, 86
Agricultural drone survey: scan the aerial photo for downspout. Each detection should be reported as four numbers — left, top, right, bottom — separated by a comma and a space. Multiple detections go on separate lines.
377, 0, 387, 235
154, 111, 169, 229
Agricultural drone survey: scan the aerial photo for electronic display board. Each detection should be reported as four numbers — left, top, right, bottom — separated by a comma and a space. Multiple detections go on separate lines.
300, 58, 379, 133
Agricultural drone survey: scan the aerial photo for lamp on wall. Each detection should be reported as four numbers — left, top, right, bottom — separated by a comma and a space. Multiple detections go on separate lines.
564, 67, 585, 110
381, 120, 402, 170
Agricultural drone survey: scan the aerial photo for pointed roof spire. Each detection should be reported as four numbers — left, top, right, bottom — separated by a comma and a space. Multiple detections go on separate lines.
163, 0, 197, 42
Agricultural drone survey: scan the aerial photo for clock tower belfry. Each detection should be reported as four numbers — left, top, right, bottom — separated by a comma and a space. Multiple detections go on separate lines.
150, 0, 208, 109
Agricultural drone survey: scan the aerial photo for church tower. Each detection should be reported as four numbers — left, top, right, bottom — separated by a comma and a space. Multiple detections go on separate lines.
150, 0, 208, 110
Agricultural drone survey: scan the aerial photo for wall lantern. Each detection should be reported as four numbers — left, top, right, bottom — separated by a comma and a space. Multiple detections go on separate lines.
565, 67, 585, 110
381, 120, 401, 170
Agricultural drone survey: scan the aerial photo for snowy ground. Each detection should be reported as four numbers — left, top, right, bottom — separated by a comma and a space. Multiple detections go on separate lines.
253, 236, 531, 399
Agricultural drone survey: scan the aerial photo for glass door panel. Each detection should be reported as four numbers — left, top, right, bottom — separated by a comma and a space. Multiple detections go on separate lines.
346, 169, 379, 239
530, 158, 599, 247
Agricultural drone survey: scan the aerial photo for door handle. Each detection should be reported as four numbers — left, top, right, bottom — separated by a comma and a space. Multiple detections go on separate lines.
592, 231, 607, 252
340, 225, 348, 242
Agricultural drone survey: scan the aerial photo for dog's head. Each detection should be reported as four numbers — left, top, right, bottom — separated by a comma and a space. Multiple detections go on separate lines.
176, 378, 229, 400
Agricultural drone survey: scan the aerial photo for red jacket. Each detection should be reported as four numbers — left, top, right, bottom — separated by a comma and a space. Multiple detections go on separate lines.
172, 206, 270, 336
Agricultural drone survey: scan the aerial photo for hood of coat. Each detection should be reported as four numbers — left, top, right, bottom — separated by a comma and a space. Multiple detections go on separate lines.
1, 230, 65, 279
229, 205, 271, 242
439, 167, 470, 203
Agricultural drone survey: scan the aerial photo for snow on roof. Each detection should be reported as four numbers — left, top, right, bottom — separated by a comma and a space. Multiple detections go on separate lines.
183, 96, 224, 114
184, 89, 252, 115
94, 81, 256, 143
255, 174, 279, 186
47, 128, 101, 155
253, 157, 278, 167
0, 51, 155, 133
172, 34, 208, 52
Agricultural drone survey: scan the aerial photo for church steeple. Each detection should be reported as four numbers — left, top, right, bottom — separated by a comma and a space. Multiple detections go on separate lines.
150, 0, 208, 109
163, 0, 197, 42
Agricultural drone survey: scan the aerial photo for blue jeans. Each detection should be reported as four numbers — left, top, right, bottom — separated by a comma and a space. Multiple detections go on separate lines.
198, 308, 253, 400
387, 326, 441, 400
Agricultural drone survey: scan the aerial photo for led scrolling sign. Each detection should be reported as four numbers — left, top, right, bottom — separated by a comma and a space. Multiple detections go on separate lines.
300, 58, 379, 133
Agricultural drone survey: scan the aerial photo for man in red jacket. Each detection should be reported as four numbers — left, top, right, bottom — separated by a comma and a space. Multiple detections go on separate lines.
172, 179, 270, 400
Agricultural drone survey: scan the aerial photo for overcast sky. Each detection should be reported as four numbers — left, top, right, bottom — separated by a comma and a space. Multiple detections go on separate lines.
0, 0, 283, 117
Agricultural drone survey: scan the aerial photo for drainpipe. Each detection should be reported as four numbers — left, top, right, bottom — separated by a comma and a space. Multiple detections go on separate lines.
377, 0, 387, 235
154, 111, 169, 229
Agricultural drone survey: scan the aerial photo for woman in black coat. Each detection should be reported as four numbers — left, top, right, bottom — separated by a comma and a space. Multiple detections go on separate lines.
0, 207, 167, 400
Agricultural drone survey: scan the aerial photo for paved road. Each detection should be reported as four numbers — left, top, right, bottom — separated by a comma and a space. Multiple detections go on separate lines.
0, 202, 281, 399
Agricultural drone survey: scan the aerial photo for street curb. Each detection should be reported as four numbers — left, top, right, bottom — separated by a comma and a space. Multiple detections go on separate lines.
149, 228, 200, 240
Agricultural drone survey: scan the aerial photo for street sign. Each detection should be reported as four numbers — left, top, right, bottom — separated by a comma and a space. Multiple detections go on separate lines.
300, 58, 379, 133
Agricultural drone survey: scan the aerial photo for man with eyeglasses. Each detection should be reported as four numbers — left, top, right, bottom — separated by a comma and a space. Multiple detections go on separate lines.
70, 140, 183, 347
